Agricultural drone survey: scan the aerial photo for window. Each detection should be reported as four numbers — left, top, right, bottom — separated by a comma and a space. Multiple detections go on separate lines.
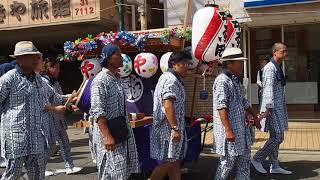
284, 24, 320, 82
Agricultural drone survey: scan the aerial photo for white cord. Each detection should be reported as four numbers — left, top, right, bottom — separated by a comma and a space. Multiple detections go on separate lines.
202, 70, 206, 90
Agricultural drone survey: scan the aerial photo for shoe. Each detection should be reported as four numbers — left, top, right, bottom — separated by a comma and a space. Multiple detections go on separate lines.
66, 167, 83, 175
270, 167, 292, 175
54, 169, 67, 174
251, 159, 267, 174
45, 171, 54, 177
0, 161, 6, 168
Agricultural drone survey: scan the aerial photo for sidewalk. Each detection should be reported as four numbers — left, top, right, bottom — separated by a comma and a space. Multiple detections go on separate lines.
0, 122, 318, 180
204, 122, 320, 151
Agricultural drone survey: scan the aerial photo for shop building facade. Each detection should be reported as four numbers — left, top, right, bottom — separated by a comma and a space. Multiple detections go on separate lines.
165, 0, 320, 117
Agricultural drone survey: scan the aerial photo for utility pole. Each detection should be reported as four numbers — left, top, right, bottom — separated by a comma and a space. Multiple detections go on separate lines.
119, 0, 126, 31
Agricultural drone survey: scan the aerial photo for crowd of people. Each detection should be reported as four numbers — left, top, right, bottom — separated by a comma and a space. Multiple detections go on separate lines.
0, 41, 291, 180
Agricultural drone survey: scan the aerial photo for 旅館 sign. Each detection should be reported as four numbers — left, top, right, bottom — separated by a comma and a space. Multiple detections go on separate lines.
0, 0, 99, 29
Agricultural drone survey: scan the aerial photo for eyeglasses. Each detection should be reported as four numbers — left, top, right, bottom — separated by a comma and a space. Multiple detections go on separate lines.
278, 49, 288, 54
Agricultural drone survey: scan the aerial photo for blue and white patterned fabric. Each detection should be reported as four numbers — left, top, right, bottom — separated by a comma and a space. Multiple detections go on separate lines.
42, 77, 68, 130
260, 61, 288, 133
215, 146, 250, 180
0, 68, 64, 160
39, 88, 58, 152
212, 71, 252, 156
150, 71, 187, 161
1, 153, 47, 180
42, 77, 74, 169
90, 68, 139, 180
253, 127, 284, 168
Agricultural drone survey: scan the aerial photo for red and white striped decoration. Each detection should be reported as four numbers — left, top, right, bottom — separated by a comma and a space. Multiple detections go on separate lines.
226, 16, 241, 48
192, 5, 227, 62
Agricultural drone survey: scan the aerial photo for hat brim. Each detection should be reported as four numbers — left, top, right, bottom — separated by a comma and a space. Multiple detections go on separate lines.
221, 57, 247, 61
10, 51, 42, 58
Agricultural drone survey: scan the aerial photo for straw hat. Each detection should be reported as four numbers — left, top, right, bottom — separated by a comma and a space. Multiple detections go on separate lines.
220, 48, 247, 62
10, 41, 42, 58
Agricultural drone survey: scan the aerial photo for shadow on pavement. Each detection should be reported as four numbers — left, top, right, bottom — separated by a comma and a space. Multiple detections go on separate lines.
48, 156, 88, 164
181, 152, 320, 180
76, 166, 97, 175
69, 138, 90, 148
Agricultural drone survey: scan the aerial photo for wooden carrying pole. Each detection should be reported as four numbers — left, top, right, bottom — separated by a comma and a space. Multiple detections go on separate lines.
181, 0, 198, 120
181, 0, 191, 50
65, 77, 86, 106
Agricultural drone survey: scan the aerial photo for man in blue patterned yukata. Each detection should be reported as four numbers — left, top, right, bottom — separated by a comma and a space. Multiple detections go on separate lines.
0, 60, 17, 169
213, 48, 258, 180
90, 43, 139, 180
150, 51, 192, 180
41, 57, 82, 175
0, 41, 64, 180
251, 42, 292, 175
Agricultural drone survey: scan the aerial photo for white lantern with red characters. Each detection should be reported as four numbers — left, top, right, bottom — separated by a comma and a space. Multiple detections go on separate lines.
226, 16, 241, 48
81, 58, 102, 80
118, 54, 133, 77
160, 52, 172, 73
134, 53, 158, 78
192, 4, 227, 62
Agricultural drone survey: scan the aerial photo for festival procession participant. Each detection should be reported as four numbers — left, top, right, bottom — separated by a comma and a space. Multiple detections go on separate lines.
39, 57, 82, 174
83, 112, 97, 164
0, 60, 18, 168
0, 60, 17, 168
33, 54, 67, 177
251, 42, 292, 175
0, 41, 65, 180
257, 55, 271, 106
0, 60, 18, 76
150, 51, 192, 180
90, 43, 139, 180
212, 48, 258, 180
0, 59, 20, 168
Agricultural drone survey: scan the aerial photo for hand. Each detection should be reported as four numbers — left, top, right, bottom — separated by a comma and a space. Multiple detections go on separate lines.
54, 105, 67, 113
257, 111, 268, 121
44, 105, 66, 113
226, 129, 236, 142
254, 116, 262, 129
104, 134, 115, 151
245, 114, 255, 127
71, 96, 78, 103
172, 130, 182, 143
71, 105, 80, 112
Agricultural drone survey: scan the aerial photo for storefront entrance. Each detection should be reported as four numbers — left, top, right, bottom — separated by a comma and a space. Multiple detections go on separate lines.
247, 23, 320, 113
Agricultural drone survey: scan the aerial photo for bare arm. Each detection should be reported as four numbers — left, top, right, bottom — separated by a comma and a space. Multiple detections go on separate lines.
97, 117, 115, 151
164, 98, 178, 128
218, 108, 235, 142
164, 98, 181, 143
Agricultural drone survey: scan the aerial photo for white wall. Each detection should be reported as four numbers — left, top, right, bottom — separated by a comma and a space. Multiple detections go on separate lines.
250, 82, 318, 104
